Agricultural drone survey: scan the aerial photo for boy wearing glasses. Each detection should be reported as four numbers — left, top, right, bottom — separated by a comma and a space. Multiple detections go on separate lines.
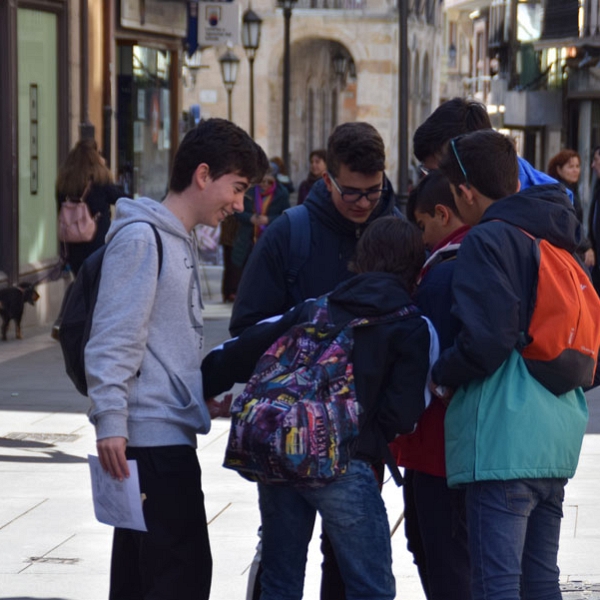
229, 121, 398, 600
230, 121, 396, 338
433, 129, 588, 600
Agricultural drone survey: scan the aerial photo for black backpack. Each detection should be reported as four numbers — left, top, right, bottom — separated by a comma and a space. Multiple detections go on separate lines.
58, 223, 163, 396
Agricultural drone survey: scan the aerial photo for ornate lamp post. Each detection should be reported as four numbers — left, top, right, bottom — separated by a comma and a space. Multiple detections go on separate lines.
219, 49, 240, 122
333, 50, 348, 83
242, 9, 263, 139
184, 48, 204, 86
398, 0, 409, 212
280, 0, 297, 171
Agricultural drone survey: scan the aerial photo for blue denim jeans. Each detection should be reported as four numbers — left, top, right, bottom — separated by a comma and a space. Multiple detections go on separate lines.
465, 478, 566, 600
257, 459, 395, 600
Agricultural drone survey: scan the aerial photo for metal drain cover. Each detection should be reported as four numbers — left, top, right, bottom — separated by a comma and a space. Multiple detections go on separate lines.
29, 556, 80, 565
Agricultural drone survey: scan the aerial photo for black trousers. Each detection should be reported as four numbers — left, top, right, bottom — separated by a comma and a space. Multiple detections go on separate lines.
403, 469, 471, 600
109, 445, 212, 600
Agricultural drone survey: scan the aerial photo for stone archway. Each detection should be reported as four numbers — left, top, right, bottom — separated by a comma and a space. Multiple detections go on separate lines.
268, 37, 357, 186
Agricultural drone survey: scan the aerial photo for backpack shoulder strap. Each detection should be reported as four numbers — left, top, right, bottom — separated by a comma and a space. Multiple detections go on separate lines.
148, 223, 163, 275
284, 205, 311, 304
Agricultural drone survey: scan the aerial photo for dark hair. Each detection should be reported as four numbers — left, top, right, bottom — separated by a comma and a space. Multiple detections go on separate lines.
56, 138, 113, 198
169, 118, 269, 192
593, 146, 600, 159
270, 156, 288, 176
327, 122, 385, 177
309, 149, 327, 163
350, 217, 425, 291
547, 149, 580, 180
413, 97, 492, 162
406, 170, 458, 222
439, 130, 519, 201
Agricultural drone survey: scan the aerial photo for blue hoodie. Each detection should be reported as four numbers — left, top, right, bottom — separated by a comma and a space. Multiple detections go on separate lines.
518, 156, 574, 202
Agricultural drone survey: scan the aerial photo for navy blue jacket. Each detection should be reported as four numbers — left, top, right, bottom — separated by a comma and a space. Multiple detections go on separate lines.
229, 178, 398, 336
204, 272, 437, 463
432, 183, 581, 388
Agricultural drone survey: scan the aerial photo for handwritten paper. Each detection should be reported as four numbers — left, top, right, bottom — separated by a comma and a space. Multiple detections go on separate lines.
88, 455, 147, 531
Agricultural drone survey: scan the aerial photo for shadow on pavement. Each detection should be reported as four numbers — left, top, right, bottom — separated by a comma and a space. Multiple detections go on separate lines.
0, 443, 87, 464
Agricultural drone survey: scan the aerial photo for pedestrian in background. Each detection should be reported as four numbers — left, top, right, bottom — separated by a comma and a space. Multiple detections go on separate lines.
547, 149, 594, 266
588, 146, 600, 293
85, 118, 268, 600
55, 139, 122, 275
231, 167, 290, 277
270, 156, 295, 194
220, 214, 242, 303
297, 149, 327, 205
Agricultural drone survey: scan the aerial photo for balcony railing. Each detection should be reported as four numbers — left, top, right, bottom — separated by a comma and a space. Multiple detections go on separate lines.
295, 0, 365, 9
294, 0, 436, 18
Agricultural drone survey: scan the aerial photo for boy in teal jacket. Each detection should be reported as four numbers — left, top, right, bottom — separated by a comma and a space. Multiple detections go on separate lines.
433, 129, 590, 600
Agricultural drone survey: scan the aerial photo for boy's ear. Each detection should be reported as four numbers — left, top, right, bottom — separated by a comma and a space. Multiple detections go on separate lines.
457, 183, 475, 205
193, 163, 210, 190
434, 204, 453, 225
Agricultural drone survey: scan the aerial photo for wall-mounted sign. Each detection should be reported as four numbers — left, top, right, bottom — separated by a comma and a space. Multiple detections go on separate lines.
121, 0, 187, 37
199, 2, 239, 46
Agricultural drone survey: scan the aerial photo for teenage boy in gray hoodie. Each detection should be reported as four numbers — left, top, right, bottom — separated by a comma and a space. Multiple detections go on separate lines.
85, 118, 268, 600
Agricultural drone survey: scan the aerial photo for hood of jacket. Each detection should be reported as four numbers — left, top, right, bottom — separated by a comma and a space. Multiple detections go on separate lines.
107, 197, 192, 243
303, 177, 398, 238
328, 272, 413, 319
480, 184, 582, 253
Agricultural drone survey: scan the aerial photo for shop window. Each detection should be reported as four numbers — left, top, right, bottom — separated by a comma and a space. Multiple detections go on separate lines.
542, 0, 579, 39
117, 45, 172, 200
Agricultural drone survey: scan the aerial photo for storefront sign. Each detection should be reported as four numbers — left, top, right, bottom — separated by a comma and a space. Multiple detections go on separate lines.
198, 2, 240, 46
121, 0, 187, 37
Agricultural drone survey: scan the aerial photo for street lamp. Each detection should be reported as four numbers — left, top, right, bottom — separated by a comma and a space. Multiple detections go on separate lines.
242, 8, 263, 139
398, 0, 409, 212
333, 50, 348, 82
185, 48, 204, 86
280, 0, 297, 172
348, 59, 357, 81
219, 49, 240, 122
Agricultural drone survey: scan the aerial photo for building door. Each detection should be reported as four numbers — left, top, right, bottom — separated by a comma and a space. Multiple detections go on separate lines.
17, 8, 60, 270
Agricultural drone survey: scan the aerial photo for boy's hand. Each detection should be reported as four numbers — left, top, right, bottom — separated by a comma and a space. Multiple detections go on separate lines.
206, 393, 233, 419
430, 381, 454, 406
97, 437, 129, 481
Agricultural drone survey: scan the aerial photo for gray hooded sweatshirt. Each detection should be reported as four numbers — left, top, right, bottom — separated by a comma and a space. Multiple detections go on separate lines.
86, 197, 211, 447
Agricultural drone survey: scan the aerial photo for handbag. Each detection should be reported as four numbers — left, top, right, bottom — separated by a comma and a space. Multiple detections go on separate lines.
58, 181, 97, 243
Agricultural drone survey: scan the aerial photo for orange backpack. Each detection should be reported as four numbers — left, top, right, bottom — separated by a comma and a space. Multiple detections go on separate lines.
518, 228, 600, 395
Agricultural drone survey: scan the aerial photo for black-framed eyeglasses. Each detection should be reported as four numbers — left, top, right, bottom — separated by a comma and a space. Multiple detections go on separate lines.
328, 172, 386, 205
450, 136, 470, 188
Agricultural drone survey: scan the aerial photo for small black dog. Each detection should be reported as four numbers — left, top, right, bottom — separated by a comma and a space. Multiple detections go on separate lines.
0, 283, 40, 341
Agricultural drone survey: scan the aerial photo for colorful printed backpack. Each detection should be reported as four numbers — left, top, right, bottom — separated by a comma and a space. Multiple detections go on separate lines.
223, 295, 419, 486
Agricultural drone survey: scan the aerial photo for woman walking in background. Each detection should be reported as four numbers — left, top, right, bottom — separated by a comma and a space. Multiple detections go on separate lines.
56, 139, 123, 275
269, 156, 295, 194
297, 149, 327, 206
231, 167, 290, 277
547, 149, 594, 267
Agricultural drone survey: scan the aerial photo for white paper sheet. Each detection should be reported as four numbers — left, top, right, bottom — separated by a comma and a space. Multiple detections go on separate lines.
88, 455, 148, 532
